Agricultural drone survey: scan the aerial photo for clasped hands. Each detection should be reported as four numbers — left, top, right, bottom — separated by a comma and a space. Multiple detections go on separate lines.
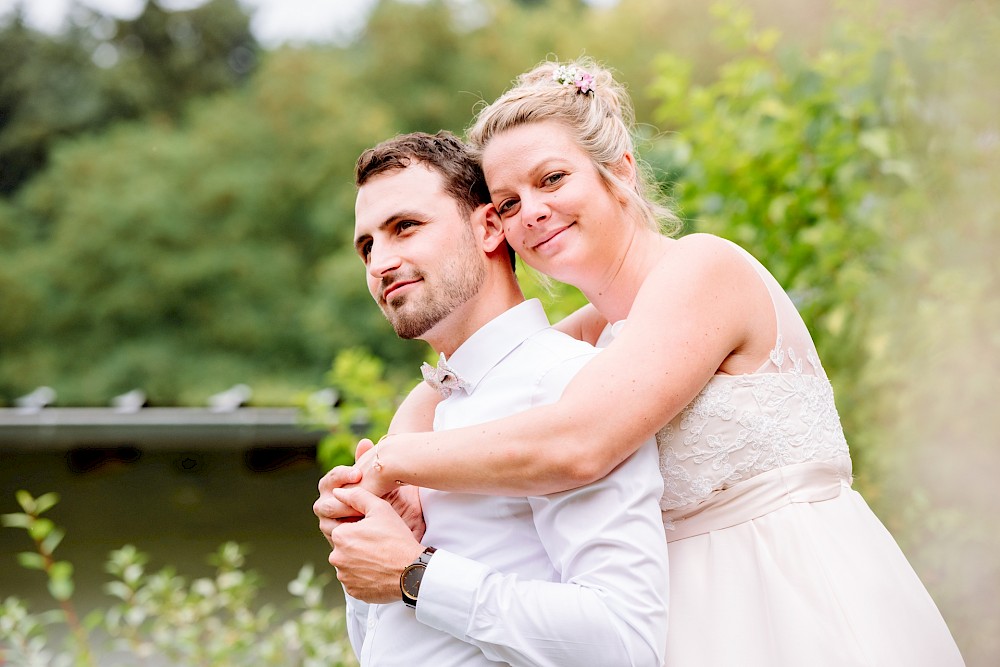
313, 438, 426, 604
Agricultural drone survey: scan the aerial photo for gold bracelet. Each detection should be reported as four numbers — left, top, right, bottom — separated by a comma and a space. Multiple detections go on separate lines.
372, 434, 389, 472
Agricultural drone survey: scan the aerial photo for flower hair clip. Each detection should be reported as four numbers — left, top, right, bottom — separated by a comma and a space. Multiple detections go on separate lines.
552, 65, 594, 95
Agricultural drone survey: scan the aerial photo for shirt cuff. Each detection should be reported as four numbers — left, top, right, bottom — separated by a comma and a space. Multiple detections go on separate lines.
414, 548, 491, 639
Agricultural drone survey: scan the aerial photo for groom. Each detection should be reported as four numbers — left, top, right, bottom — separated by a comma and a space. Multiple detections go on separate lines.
317, 131, 668, 666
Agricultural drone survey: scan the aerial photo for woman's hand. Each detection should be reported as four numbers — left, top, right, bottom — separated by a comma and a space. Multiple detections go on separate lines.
352, 440, 404, 499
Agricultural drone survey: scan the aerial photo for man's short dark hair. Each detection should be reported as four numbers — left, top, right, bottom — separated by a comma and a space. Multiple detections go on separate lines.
355, 131, 514, 268
355, 131, 490, 216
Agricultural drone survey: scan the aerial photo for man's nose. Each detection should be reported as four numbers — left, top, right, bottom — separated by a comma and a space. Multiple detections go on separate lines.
368, 245, 401, 278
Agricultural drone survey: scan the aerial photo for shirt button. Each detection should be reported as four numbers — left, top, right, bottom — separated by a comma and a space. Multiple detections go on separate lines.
367, 617, 376, 629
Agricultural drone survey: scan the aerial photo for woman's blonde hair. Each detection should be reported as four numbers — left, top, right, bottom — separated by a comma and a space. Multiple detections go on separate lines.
467, 57, 679, 235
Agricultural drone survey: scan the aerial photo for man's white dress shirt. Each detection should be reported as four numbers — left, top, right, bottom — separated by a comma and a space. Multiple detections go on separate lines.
346, 299, 669, 666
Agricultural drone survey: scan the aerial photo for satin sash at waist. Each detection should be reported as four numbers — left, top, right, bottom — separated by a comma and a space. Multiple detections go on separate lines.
663, 457, 853, 543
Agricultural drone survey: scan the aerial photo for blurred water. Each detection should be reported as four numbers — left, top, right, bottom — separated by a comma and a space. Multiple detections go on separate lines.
0, 446, 341, 616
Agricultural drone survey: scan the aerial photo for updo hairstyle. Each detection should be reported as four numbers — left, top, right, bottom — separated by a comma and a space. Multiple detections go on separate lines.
467, 58, 679, 235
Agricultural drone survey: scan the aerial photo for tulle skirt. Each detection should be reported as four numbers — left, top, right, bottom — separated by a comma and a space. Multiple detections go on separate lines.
663, 480, 964, 666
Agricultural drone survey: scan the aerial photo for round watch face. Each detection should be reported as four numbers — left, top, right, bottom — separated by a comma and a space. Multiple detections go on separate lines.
401, 563, 425, 600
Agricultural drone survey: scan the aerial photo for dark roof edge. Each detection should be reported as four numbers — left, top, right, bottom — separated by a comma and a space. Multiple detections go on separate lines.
0, 408, 327, 450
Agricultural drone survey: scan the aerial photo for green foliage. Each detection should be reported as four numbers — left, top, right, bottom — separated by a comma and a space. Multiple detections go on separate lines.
1, 491, 357, 666
646, 1, 920, 478
303, 348, 411, 470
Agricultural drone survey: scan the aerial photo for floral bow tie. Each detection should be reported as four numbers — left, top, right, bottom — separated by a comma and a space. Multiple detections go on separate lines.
420, 353, 470, 398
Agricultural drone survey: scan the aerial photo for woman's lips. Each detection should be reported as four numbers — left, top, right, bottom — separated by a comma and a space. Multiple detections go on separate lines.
533, 224, 572, 250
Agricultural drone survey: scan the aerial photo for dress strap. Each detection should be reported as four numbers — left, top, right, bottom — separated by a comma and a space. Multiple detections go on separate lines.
719, 237, 820, 375
663, 457, 853, 543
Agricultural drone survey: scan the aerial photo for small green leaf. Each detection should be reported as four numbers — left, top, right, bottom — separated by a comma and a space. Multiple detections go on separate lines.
104, 580, 131, 600
83, 609, 104, 631
28, 518, 55, 541
40, 527, 65, 556
15, 490, 36, 514
50, 560, 73, 582
0, 512, 31, 529
859, 129, 891, 160
48, 576, 74, 601
34, 493, 59, 515
17, 551, 46, 570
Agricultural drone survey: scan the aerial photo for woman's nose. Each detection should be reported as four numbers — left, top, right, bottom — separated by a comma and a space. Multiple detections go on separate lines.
520, 193, 550, 228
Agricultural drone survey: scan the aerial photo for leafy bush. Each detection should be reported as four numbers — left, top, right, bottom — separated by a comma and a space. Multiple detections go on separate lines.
1, 491, 357, 666
645, 1, 920, 480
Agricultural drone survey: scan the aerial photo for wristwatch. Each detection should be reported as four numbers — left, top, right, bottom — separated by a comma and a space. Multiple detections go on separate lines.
400, 546, 436, 608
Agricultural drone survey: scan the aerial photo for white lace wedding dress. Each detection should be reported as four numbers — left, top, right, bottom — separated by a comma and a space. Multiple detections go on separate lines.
598, 241, 964, 666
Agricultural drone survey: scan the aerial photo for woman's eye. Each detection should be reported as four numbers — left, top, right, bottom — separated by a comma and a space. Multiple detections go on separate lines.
398, 220, 417, 231
543, 172, 564, 187
497, 199, 518, 216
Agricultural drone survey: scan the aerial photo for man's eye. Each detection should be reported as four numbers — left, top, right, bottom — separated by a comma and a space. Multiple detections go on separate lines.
361, 241, 372, 259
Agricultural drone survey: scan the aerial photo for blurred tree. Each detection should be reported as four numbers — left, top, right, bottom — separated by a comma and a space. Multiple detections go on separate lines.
0, 12, 103, 194
99, 0, 258, 119
0, 0, 258, 196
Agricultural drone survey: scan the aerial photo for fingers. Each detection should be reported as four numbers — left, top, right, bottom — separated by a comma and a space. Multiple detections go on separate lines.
313, 494, 362, 521
355, 438, 375, 461
332, 486, 386, 517
318, 465, 362, 493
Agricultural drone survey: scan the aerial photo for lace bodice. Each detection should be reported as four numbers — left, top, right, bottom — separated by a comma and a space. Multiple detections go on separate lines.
598, 241, 851, 514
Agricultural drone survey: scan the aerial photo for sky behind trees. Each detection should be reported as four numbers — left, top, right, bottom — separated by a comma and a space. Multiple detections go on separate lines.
0, 0, 377, 45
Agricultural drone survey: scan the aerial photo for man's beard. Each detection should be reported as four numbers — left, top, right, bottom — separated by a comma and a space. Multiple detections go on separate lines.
380, 240, 487, 340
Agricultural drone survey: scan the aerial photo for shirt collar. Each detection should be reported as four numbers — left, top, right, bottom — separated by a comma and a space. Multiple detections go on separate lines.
438, 299, 550, 395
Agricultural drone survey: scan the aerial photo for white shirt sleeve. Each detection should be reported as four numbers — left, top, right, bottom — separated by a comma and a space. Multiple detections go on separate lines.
415, 355, 670, 666
343, 591, 370, 659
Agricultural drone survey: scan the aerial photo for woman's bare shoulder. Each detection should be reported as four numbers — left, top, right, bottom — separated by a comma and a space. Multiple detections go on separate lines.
646, 233, 753, 293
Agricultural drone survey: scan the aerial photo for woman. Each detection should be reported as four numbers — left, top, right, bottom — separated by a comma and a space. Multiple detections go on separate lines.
323, 59, 964, 666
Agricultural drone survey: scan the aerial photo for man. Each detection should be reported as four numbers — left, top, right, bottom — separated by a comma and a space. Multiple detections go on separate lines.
318, 131, 668, 666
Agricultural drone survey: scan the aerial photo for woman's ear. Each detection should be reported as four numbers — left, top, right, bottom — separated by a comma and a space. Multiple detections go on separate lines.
474, 203, 507, 253
611, 152, 638, 190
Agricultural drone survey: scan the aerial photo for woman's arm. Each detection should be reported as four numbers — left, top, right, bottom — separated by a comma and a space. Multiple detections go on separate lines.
551, 303, 608, 344
387, 379, 440, 434
360, 235, 771, 497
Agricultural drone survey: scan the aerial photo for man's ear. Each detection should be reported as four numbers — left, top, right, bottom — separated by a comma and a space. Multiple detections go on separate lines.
472, 203, 507, 253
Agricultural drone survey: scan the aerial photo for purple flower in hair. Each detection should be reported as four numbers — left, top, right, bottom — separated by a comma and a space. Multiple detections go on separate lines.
553, 65, 595, 95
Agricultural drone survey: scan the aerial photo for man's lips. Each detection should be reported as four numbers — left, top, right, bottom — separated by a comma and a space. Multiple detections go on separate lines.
382, 279, 420, 302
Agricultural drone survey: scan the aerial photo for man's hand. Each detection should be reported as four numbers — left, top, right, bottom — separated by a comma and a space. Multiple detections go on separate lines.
382, 484, 425, 541
328, 487, 425, 604
314, 465, 363, 547
314, 438, 379, 547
